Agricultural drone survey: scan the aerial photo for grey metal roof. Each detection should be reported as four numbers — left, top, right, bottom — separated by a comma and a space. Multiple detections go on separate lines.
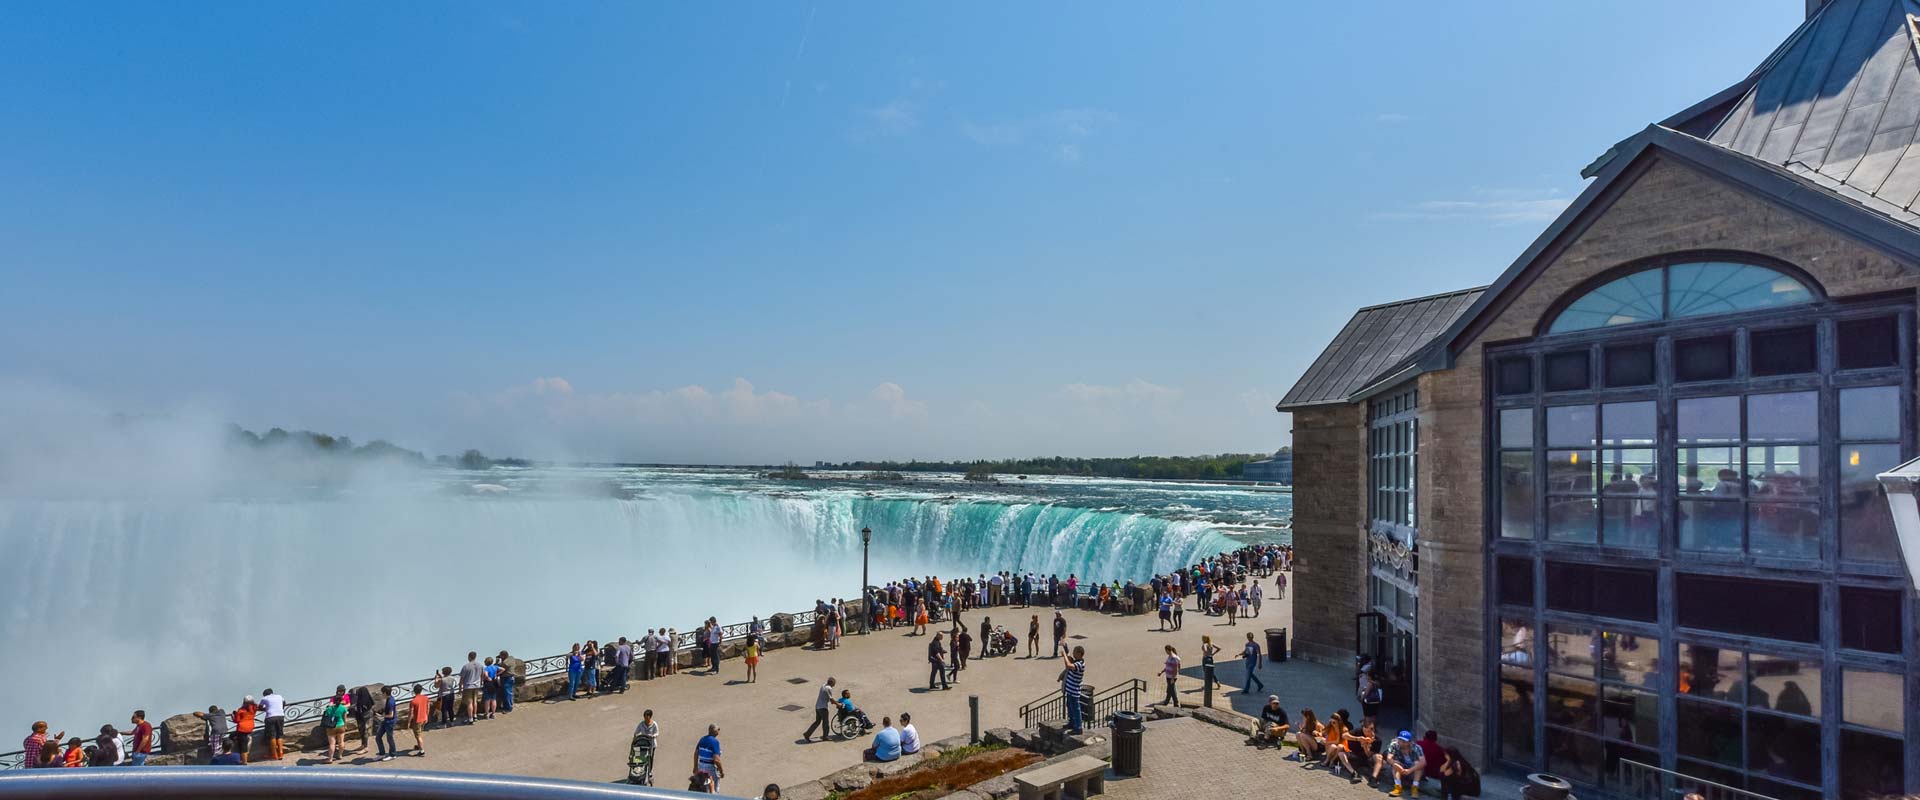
1705, 0, 1920, 229
1276, 287, 1484, 410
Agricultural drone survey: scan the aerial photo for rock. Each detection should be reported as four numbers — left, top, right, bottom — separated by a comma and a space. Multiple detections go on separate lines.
159, 713, 207, 758
777, 780, 831, 800
920, 745, 942, 759
983, 727, 1014, 746
969, 773, 1020, 799
1190, 705, 1253, 734
498, 655, 527, 680
825, 765, 874, 791
931, 734, 973, 750
874, 752, 924, 777
770, 613, 796, 633
934, 791, 986, 800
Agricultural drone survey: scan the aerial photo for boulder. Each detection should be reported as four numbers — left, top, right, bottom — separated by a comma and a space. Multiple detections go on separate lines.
777, 780, 831, 800
873, 752, 924, 777
498, 655, 527, 680
931, 734, 973, 750
159, 713, 207, 759
982, 727, 1014, 746
934, 792, 986, 800
825, 765, 874, 792
770, 613, 796, 633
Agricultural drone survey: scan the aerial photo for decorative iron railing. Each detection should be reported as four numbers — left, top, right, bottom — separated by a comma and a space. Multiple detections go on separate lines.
1017, 679, 1145, 729
1614, 759, 1782, 800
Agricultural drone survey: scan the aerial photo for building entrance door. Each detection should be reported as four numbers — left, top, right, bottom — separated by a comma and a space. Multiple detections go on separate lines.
1355, 612, 1416, 713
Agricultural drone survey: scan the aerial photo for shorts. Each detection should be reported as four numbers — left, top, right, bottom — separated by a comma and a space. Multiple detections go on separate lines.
746, 656, 759, 666
264, 717, 285, 739
409, 718, 424, 733
233, 732, 251, 755
461, 688, 481, 706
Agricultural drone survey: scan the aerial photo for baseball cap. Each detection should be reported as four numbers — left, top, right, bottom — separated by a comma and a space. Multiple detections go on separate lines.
1398, 730, 1413, 741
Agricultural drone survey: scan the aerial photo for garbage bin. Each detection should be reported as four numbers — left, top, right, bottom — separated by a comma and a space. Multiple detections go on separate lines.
1111, 710, 1144, 776
1265, 628, 1288, 662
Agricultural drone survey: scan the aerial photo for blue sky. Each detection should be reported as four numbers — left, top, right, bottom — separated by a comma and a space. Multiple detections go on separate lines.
0, 2, 1805, 463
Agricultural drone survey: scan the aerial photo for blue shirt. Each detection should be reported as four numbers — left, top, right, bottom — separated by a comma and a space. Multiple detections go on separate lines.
695, 735, 721, 772
871, 727, 901, 761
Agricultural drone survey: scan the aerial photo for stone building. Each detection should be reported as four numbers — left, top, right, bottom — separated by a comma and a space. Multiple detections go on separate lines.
1277, 1, 1918, 797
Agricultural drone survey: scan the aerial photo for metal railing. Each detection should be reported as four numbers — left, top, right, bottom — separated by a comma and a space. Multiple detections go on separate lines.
0, 766, 708, 798
1613, 759, 1782, 800
1017, 679, 1146, 729
0, 605, 834, 770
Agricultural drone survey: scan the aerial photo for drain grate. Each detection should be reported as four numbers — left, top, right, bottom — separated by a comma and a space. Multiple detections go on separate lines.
786, 677, 810, 685
777, 704, 804, 713
1070, 634, 1088, 640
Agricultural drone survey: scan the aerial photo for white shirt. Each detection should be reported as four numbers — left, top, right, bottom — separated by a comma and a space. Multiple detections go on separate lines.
259, 694, 287, 718
899, 723, 921, 754
634, 720, 659, 740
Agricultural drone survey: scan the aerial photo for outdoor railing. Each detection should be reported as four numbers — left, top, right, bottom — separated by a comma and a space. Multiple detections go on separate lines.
0, 766, 707, 798
1017, 679, 1145, 729
1614, 759, 1781, 800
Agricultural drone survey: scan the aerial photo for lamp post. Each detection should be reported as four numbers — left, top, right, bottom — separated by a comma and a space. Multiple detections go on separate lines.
1876, 456, 1920, 589
861, 527, 872, 634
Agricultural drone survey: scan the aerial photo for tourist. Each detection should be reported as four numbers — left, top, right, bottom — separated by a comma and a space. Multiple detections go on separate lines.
498, 651, 518, 711
321, 693, 349, 763
899, 712, 921, 755
1242, 631, 1266, 694
408, 684, 431, 754
927, 632, 951, 691
614, 637, 633, 692
351, 685, 376, 751
1257, 696, 1289, 745
58, 737, 85, 768
209, 734, 245, 766
259, 688, 287, 760
1159, 645, 1181, 707
694, 724, 724, 792
1063, 645, 1087, 734
230, 696, 258, 763
745, 635, 761, 683
760, 785, 782, 800
483, 657, 502, 718
1200, 634, 1222, 692
865, 717, 901, 762
371, 686, 398, 761
666, 629, 680, 674
1293, 709, 1322, 763
1250, 581, 1263, 618
1051, 611, 1067, 657
1359, 670, 1384, 727
1156, 592, 1171, 631
709, 620, 726, 670
1383, 730, 1427, 796
913, 598, 929, 635
193, 704, 231, 760
1417, 730, 1449, 778
1027, 614, 1040, 657
837, 689, 873, 729
1338, 717, 1378, 785
1275, 570, 1287, 599
436, 667, 459, 726
955, 624, 972, 671
91, 724, 125, 766
1317, 709, 1350, 772
566, 644, 585, 700
1435, 743, 1479, 799
33, 739, 59, 769
128, 710, 154, 766
978, 614, 992, 658
582, 641, 600, 697
657, 630, 674, 677
1224, 589, 1237, 625
462, 651, 487, 720
803, 677, 836, 742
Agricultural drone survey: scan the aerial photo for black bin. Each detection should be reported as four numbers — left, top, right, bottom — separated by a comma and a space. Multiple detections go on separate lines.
1111, 710, 1144, 776
1265, 628, 1288, 663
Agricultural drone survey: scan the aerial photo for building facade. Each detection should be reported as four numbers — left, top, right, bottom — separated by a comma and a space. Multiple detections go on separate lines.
1279, 2, 1920, 797
1242, 451, 1293, 483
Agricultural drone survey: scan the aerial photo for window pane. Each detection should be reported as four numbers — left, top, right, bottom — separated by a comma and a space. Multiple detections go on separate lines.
1679, 643, 1742, 701
1547, 405, 1597, 447
1601, 400, 1656, 445
1677, 447, 1740, 495
1748, 502, 1820, 559
1500, 452, 1535, 539
1499, 407, 1534, 449
1496, 357, 1533, 395
1600, 686, 1659, 746
1749, 778, 1824, 800
1500, 618, 1535, 667
1839, 386, 1900, 440
1677, 396, 1739, 443
1497, 557, 1534, 606
1746, 653, 1820, 716
1546, 674, 1598, 732
1676, 698, 1742, 767
1547, 496, 1598, 543
1839, 587, 1903, 654
1837, 316, 1899, 371
1601, 448, 1656, 493
1675, 335, 1735, 382
1545, 350, 1592, 392
1746, 712, 1822, 787
1842, 669, 1903, 732
1604, 343, 1656, 387
1546, 623, 1595, 677
1667, 262, 1814, 319
1544, 727, 1601, 785
1746, 445, 1819, 497
1602, 497, 1658, 549
1603, 742, 1661, 795
1678, 574, 1821, 643
1676, 758, 1745, 792
1841, 444, 1901, 563
1750, 326, 1817, 376
1600, 631, 1661, 689
1547, 450, 1595, 493
1500, 664, 1536, 764
1678, 499, 1742, 552
1841, 729, 1905, 800
1748, 392, 1818, 442
1550, 269, 1664, 333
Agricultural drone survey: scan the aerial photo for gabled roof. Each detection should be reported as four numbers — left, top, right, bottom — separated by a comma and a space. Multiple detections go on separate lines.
1705, 0, 1920, 228
1276, 287, 1484, 410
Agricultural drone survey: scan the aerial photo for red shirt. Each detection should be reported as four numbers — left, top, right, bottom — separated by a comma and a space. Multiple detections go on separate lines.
232, 705, 257, 734
133, 721, 154, 754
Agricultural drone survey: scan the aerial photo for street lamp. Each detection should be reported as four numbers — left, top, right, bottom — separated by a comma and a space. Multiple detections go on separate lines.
861, 527, 873, 634
1876, 456, 1920, 589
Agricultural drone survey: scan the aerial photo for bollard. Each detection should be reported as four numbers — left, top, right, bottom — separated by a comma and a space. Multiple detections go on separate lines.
969, 695, 981, 744
1203, 672, 1213, 709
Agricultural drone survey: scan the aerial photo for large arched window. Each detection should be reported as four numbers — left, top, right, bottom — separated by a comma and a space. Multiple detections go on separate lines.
1547, 261, 1816, 334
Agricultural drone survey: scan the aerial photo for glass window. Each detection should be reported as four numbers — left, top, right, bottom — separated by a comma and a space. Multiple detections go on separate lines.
1748, 502, 1820, 559
1667, 262, 1814, 319
1600, 686, 1658, 746
1546, 672, 1599, 732
1746, 445, 1819, 497
1500, 408, 1534, 449
1746, 712, 1822, 787
1546, 624, 1595, 677
1677, 396, 1739, 443
1750, 326, 1817, 376
1500, 664, 1536, 764
1500, 618, 1534, 667
1841, 444, 1902, 562
1544, 727, 1602, 785
1496, 357, 1534, 395
1676, 698, 1742, 766
1675, 335, 1735, 382
1500, 452, 1535, 539
1839, 587, 1903, 654
1841, 668, 1904, 732
1497, 557, 1534, 606
1747, 392, 1818, 442
1677, 447, 1739, 494
1837, 316, 1899, 371
1677, 574, 1820, 643
1547, 405, 1596, 447
1839, 386, 1900, 440
1841, 729, 1905, 800
1602, 401, 1656, 444
1550, 269, 1665, 333
1547, 496, 1598, 543
1600, 631, 1661, 689
1547, 450, 1594, 492
1746, 653, 1819, 716
1604, 343, 1656, 387
1545, 350, 1591, 392
1602, 496, 1659, 548
1679, 643, 1742, 700
1678, 498, 1742, 552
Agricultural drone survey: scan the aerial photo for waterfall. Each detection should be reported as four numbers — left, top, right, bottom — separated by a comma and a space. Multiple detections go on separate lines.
0, 487, 1240, 734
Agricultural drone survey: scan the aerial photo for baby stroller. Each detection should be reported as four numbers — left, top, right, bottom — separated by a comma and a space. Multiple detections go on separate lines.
986, 626, 1018, 657
626, 733, 655, 785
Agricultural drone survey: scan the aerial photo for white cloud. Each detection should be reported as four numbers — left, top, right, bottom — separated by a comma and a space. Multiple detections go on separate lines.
1376, 187, 1573, 224
961, 108, 1118, 163
1060, 378, 1182, 407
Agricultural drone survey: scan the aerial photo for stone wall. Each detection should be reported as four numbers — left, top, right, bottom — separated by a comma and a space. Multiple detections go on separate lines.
1285, 403, 1368, 665
1414, 153, 1920, 767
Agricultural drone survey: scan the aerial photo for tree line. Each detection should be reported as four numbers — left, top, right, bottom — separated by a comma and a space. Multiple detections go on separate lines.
225, 424, 529, 469
820, 451, 1288, 481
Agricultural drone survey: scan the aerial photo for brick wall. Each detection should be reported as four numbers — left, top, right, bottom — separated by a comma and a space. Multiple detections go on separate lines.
1285, 403, 1368, 664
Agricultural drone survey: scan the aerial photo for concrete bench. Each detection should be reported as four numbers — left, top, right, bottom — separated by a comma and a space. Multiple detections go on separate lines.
1014, 754, 1107, 800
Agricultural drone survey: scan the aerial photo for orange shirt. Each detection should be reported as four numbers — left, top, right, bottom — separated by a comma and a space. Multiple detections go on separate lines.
62, 746, 84, 767
409, 693, 431, 724
231, 705, 257, 733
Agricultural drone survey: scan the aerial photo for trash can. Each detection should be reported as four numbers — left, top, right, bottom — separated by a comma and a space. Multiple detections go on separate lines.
1522, 773, 1572, 800
1111, 710, 1144, 776
1265, 628, 1288, 662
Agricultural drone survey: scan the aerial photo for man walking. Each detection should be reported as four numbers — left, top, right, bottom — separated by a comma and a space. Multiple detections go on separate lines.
928, 632, 950, 691
1051, 611, 1067, 657
1250, 581, 1264, 618
1241, 632, 1266, 694
694, 724, 724, 793
803, 677, 836, 742
259, 688, 286, 760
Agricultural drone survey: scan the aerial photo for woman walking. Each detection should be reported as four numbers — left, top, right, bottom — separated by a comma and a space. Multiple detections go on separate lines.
1159, 645, 1182, 707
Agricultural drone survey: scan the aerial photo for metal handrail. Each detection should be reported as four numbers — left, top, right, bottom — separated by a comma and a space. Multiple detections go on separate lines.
0, 766, 708, 798
1017, 680, 1145, 729
1614, 759, 1782, 800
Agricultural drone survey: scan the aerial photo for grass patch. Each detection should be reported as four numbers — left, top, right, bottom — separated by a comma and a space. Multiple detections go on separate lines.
840, 743, 1040, 800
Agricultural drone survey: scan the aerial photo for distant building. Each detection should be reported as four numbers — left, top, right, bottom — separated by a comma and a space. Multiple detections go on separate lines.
1240, 452, 1291, 483
1277, 2, 1917, 797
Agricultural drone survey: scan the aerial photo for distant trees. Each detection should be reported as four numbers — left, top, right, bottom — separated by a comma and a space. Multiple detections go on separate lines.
224, 424, 523, 469
963, 463, 997, 482
823, 453, 1270, 481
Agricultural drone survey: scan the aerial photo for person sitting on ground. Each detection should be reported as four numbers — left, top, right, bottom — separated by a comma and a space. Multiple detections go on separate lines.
898, 713, 920, 755
1435, 745, 1479, 800
1317, 709, 1350, 772
836, 690, 872, 729
865, 717, 901, 762
1257, 696, 1290, 745
210, 733, 246, 766
1294, 709, 1322, 763
1383, 730, 1427, 797
1417, 730, 1450, 781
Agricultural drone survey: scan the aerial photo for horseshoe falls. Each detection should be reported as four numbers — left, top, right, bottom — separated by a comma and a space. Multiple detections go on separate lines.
0, 466, 1288, 736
